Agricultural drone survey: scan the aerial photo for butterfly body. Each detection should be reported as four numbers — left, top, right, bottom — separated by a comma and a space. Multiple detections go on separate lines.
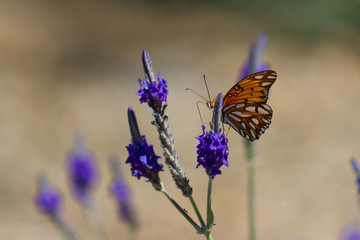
209, 70, 277, 141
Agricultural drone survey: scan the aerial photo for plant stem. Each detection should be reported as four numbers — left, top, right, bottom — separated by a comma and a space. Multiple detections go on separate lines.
51, 214, 80, 240
206, 177, 213, 228
84, 198, 107, 240
160, 187, 201, 231
246, 140, 257, 240
188, 195, 206, 227
205, 232, 213, 240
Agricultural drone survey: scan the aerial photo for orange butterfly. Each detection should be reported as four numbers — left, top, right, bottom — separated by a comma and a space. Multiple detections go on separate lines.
207, 70, 277, 141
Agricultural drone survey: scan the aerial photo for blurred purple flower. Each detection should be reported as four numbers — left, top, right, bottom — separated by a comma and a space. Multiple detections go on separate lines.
111, 180, 133, 223
239, 32, 269, 80
35, 176, 62, 215
351, 158, 360, 193
342, 225, 360, 240
126, 136, 163, 185
196, 125, 229, 178
67, 142, 98, 204
137, 73, 168, 108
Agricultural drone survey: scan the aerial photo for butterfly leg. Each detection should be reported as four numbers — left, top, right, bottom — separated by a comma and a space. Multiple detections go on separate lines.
226, 125, 231, 138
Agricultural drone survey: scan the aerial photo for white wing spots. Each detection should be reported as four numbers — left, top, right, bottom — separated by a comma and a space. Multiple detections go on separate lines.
241, 122, 246, 129
223, 104, 236, 112
263, 119, 270, 124
262, 89, 268, 94
261, 81, 273, 87
254, 74, 264, 80
226, 119, 239, 133
228, 113, 241, 122
236, 103, 245, 109
267, 75, 276, 80
240, 129, 245, 136
245, 106, 257, 113
249, 121, 256, 129
250, 129, 256, 139
262, 104, 272, 111
252, 118, 259, 124
257, 107, 268, 115
231, 111, 252, 118
245, 134, 251, 140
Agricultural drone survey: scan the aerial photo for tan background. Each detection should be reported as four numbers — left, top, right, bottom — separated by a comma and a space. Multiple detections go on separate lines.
1, 1, 360, 240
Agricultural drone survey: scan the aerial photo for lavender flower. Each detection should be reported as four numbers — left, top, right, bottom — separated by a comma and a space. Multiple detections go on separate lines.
111, 180, 133, 222
127, 107, 163, 190
35, 176, 62, 215
137, 73, 168, 109
239, 32, 269, 80
342, 225, 360, 240
126, 136, 163, 183
110, 158, 137, 228
350, 158, 360, 193
196, 125, 229, 178
67, 138, 98, 204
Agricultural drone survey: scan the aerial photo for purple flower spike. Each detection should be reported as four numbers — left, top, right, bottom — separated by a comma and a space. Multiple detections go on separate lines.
35, 176, 62, 215
239, 32, 269, 81
110, 158, 137, 228
126, 136, 163, 184
67, 139, 98, 204
239, 60, 269, 80
137, 73, 168, 109
196, 125, 229, 178
111, 180, 132, 223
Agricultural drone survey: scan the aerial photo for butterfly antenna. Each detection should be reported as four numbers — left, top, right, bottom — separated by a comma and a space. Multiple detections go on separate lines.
186, 88, 209, 102
203, 74, 212, 102
196, 101, 205, 126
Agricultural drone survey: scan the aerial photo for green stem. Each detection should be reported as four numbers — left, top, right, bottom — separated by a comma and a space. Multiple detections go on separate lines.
84, 198, 107, 240
51, 214, 79, 240
206, 177, 213, 228
246, 140, 257, 240
205, 232, 213, 240
188, 195, 206, 227
160, 187, 201, 231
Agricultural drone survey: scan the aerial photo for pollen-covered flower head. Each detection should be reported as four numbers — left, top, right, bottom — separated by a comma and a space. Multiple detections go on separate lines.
67, 137, 98, 204
196, 125, 229, 178
35, 176, 62, 215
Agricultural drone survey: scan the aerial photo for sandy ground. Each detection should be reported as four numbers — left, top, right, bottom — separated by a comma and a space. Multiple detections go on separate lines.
1, 1, 360, 240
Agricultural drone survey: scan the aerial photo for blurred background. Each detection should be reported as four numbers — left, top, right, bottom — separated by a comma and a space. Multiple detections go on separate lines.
1, 0, 360, 239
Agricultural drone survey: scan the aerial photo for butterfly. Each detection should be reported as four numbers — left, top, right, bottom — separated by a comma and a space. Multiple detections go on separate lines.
206, 70, 277, 141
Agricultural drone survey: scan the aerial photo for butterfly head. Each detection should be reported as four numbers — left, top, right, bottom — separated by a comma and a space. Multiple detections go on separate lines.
207, 97, 217, 110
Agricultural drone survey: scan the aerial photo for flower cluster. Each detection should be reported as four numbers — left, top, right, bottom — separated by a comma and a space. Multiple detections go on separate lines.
35, 177, 62, 215
126, 136, 163, 185
196, 125, 229, 178
67, 149, 98, 204
137, 73, 168, 109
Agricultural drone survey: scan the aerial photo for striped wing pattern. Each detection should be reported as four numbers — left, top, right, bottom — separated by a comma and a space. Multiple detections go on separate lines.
222, 70, 277, 141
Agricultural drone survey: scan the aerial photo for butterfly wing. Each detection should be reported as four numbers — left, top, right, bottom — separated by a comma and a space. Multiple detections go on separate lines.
222, 70, 277, 141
